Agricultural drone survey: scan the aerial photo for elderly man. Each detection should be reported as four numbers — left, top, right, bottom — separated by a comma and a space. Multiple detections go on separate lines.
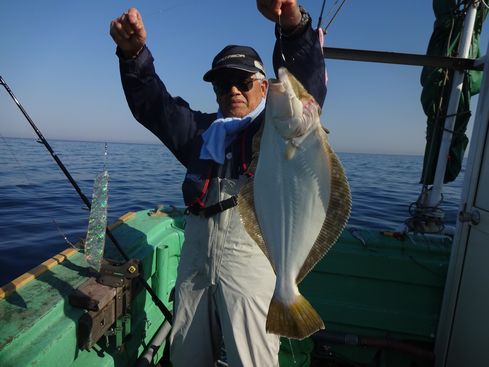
110, 1, 326, 366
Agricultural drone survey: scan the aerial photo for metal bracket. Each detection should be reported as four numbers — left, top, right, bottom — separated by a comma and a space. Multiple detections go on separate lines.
459, 208, 481, 225
69, 258, 141, 349
97, 258, 140, 288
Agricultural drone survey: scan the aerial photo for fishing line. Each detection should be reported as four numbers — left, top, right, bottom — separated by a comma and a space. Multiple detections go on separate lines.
317, 0, 327, 30
0, 132, 80, 248
0, 75, 173, 323
278, 13, 287, 63
103, 142, 108, 171
53, 219, 80, 250
0, 132, 31, 186
287, 338, 297, 364
144, 0, 198, 19
0, 76, 92, 207
408, 252, 447, 277
322, 0, 347, 34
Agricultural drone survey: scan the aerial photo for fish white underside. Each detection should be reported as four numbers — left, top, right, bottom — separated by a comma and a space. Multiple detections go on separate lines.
238, 67, 351, 339
253, 121, 331, 304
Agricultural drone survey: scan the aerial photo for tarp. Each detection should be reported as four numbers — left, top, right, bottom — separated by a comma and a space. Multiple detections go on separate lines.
420, 0, 487, 185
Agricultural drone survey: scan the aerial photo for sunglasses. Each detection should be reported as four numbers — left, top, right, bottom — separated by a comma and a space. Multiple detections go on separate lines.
212, 77, 260, 95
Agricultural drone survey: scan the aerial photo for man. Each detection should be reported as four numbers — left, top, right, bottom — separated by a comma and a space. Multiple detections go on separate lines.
110, 1, 326, 366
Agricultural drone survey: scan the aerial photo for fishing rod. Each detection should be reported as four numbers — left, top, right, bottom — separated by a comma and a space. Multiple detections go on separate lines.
317, 0, 327, 29
0, 75, 173, 323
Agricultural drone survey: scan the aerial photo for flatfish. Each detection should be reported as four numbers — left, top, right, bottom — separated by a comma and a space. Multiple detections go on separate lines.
238, 67, 351, 339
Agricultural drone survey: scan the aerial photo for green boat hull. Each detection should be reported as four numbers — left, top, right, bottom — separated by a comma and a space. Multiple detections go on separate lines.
0, 208, 451, 366
0, 208, 184, 367
301, 229, 450, 366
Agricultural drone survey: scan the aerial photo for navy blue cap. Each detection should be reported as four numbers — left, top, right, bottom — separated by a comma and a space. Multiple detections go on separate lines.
203, 45, 266, 82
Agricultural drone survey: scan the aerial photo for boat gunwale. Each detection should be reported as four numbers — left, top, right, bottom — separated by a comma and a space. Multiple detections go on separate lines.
0, 211, 137, 300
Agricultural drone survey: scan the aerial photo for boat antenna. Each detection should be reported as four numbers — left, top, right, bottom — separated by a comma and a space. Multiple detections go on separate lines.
0, 75, 173, 323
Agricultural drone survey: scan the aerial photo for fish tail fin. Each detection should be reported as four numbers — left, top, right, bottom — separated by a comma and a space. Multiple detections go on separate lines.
266, 294, 325, 340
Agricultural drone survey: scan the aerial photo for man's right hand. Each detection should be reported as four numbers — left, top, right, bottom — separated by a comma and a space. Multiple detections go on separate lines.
110, 8, 147, 58
256, 0, 301, 30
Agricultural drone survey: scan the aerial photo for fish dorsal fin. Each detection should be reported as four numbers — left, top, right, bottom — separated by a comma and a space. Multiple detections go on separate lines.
238, 178, 274, 270
237, 121, 276, 268
296, 128, 351, 283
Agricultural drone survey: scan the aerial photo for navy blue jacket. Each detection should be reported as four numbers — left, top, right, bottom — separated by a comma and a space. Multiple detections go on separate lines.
118, 17, 326, 209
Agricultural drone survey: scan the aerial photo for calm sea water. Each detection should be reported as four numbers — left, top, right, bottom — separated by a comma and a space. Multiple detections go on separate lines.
0, 137, 465, 285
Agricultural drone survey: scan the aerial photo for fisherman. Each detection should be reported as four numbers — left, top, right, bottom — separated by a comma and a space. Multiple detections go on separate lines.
110, 1, 326, 365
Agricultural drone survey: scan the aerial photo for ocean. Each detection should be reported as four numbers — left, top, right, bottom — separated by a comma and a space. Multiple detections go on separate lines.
0, 137, 464, 286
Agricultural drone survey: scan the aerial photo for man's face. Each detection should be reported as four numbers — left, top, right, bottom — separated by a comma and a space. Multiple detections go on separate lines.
213, 70, 268, 118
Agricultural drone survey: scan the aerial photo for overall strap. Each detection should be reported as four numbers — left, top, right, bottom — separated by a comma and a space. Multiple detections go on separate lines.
186, 126, 252, 217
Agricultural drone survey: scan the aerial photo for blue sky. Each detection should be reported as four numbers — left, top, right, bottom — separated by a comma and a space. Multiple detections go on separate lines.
1, 0, 488, 155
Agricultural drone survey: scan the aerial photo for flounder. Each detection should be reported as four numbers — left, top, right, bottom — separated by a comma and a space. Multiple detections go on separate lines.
238, 67, 351, 339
